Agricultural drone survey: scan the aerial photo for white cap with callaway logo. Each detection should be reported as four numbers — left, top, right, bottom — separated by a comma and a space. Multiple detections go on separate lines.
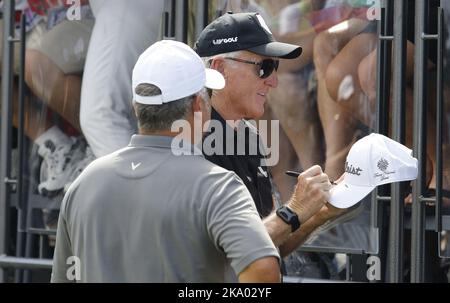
329, 133, 418, 209
132, 40, 225, 105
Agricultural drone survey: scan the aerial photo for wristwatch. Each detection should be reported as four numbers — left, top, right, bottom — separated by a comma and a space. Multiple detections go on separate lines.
276, 206, 301, 232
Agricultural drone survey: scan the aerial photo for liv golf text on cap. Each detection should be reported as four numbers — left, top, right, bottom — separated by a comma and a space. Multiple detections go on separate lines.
329, 133, 418, 209
194, 12, 302, 59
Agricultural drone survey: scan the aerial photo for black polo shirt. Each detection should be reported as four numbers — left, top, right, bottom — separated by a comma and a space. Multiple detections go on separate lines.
203, 108, 274, 218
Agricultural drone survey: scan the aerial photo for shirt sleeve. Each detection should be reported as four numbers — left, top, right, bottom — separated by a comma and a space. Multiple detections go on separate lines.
205, 171, 280, 276
51, 193, 75, 283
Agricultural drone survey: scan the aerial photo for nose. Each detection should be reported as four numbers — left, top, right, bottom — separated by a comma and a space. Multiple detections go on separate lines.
264, 70, 278, 88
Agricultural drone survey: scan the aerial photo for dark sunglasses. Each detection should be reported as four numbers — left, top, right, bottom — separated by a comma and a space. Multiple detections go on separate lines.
224, 57, 279, 79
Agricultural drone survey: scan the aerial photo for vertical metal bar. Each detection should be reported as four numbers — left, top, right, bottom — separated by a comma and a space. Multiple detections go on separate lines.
411, 0, 427, 283
15, 12, 27, 283
388, 0, 407, 283
23, 210, 34, 282
175, 0, 188, 43
170, 0, 176, 38
0, 0, 15, 283
161, 11, 169, 40
195, 0, 208, 40
373, 2, 393, 230
435, 7, 443, 233
372, 0, 394, 283
372, 8, 385, 230
346, 255, 351, 281
376, 4, 393, 136
162, 0, 175, 40
38, 236, 44, 259
17, 10, 26, 214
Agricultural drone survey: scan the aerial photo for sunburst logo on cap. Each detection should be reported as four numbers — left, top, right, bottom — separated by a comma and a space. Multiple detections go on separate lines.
377, 158, 389, 172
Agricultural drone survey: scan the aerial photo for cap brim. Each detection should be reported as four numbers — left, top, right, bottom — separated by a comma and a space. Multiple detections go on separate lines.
205, 68, 225, 90
248, 41, 302, 59
329, 182, 374, 209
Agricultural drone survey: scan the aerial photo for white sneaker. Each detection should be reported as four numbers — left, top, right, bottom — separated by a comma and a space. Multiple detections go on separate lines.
38, 137, 86, 195
36, 126, 72, 158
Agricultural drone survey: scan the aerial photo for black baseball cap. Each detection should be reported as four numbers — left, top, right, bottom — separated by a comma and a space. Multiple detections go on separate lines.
194, 12, 302, 59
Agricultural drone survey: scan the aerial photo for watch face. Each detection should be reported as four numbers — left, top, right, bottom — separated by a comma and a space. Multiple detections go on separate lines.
276, 206, 300, 232
278, 210, 290, 221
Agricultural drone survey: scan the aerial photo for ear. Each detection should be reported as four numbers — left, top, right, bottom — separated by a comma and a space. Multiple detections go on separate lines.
209, 57, 226, 75
132, 102, 138, 117
192, 95, 202, 112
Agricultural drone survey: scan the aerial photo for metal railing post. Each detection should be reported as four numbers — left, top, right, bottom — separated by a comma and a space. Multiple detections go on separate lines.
372, 0, 394, 282
14, 12, 28, 283
411, 0, 427, 283
434, 7, 444, 236
388, 0, 408, 282
195, 0, 208, 41
0, 0, 16, 283
175, 0, 188, 43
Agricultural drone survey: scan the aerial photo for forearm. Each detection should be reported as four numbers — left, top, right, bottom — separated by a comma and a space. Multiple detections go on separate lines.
264, 165, 331, 256
278, 214, 326, 258
263, 209, 326, 257
263, 212, 292, 248
262, 198, 314, 248
277, 28, 315, 73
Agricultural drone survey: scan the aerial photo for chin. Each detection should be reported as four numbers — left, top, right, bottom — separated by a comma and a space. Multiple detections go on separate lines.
246, 108, 265, 120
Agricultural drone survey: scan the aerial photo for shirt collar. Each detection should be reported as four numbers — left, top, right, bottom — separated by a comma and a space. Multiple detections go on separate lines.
129, 134, 203, 156
210, 107, 259, 133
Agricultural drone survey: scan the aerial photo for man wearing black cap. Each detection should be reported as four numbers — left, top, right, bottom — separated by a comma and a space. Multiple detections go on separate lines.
196, 12, 343, 257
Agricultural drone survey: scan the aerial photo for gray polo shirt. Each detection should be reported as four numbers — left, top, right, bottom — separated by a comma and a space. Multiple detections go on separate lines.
51, 135, 279, 282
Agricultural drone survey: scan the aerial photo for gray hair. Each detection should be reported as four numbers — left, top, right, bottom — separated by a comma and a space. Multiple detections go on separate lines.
201, 50, 243, 98
202, 50, 244, 68
133, 83, 195, 132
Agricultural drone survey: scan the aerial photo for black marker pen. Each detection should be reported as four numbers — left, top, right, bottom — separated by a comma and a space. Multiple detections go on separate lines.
285, 170, 337, 185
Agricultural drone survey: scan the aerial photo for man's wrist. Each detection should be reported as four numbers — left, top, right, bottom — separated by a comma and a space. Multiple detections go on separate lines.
286, 200, 307, 224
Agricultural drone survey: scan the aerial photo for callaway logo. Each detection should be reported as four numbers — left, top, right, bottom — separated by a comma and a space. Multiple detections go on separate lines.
345, 161, 363, 176
212, 37, 238, 45
131, 162, 141, 171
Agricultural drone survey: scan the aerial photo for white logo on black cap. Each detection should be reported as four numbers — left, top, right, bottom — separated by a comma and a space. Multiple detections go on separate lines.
256, 14, 272, 35
258, 166, 268, 178
212, 37, 238, 45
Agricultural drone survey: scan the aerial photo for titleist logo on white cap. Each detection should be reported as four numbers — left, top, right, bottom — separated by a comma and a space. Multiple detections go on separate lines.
345, 162, 363, 176
329, 133, 418, 209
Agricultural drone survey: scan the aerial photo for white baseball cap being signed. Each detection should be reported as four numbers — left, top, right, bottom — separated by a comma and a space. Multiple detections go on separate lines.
329, 133, 418, 209
132, 40, 225, 105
